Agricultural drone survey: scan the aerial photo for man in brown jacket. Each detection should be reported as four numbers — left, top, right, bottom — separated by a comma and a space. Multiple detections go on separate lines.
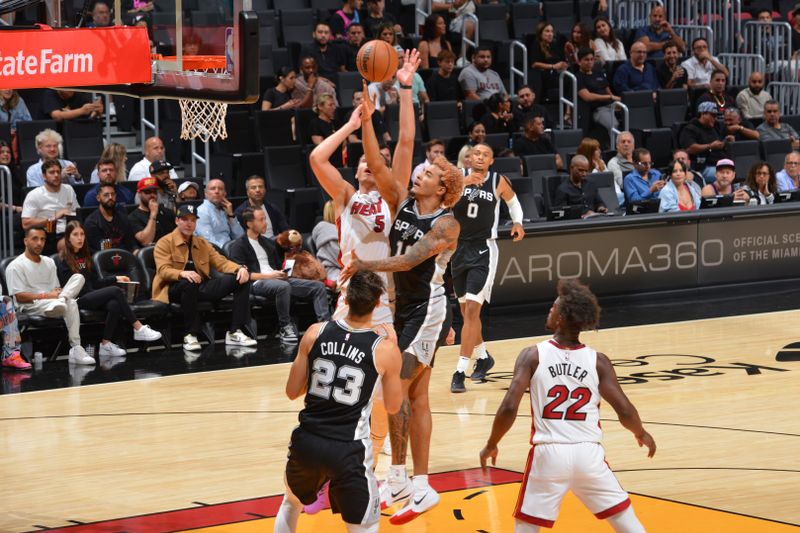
153, 204, 256, 351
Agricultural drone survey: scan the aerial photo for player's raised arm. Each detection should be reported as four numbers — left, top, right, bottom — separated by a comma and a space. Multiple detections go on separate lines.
496, 174, 526, 242
597, 352, 656, 458
342, 216, 460, 279
285, 322, 323, 400
309, 107, 361, 214
392, 48, 422, 189
479, 346, 538, 468
362, 80, 407, 213
375, 337, 403, 414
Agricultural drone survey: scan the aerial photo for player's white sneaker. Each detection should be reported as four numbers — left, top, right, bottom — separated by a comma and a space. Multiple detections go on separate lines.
379, 476, 413, 510
389, 485, 440, 525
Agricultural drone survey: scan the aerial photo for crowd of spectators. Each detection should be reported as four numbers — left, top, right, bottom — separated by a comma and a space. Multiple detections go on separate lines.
4, 0, 800, 372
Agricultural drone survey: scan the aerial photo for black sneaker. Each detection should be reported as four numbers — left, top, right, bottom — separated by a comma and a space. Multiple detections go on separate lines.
450, 371, 466, 393
471, 352, 495, 382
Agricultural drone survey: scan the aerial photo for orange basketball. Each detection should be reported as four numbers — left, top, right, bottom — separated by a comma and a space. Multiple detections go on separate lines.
356, 40, 399, 83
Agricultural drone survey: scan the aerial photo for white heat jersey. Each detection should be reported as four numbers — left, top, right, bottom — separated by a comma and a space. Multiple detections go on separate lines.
333, 190, 394, 325
530, 339, 603, 445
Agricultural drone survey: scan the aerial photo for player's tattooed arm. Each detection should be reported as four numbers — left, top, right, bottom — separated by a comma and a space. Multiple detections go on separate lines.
343, 216, 460, 277
480, 346, 538, 468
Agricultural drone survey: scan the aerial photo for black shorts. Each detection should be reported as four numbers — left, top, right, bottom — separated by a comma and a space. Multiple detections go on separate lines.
451, 240, 498, 303
395, 296, 452, 368
285, 427, 380, 526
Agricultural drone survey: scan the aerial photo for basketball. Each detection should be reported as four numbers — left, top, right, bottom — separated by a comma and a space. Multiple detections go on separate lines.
356, 39, 399, 83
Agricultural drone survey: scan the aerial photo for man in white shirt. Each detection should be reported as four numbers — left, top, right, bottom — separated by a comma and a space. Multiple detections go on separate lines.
411, 139, 445, 182
681, 37, 728, 89
227, 208, 330, 343
128, 136, 180, 181
5, 226, 95, 364
21, 159, 79, 255
26, 128, 80, 187
195, 179, 244, 248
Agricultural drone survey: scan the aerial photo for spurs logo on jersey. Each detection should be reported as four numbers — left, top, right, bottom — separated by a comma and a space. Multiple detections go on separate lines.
453, 171, 501, 241
334, 191, 394, 325
530, 339, 603, 445
390, 197, 454, 303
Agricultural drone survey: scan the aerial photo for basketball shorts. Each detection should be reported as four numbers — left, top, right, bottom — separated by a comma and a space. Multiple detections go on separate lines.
451, 239, 498, 304
395, 295, 452, 368
514, 442, 631, 528
285, 427, 381, 526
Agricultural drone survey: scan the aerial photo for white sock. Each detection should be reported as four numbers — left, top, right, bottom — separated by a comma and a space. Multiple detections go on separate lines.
607, 506, 646, 533
274, 494, 302, 533
475, 343, 488, 359
514, 519, 541, 533
456, 356, 470, 373
389, 465, 407, 482
412, 474, 429, 490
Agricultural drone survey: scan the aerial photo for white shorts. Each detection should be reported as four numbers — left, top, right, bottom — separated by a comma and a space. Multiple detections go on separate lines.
514, 442, 631, 528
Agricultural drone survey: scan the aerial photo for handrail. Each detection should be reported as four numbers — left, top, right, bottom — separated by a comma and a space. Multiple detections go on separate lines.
460, 13, 479, 65
509, 40, 528, 95
415, 0, 432, 33
672, 25, 714, 55
140, 98, 159, 147
558, 70, 577, 131
766, 82, 800, 116
610, 101, 629, 148
718, 53, 766, 86
0, 165, 13, 258
190, 138, 211, 183
104, 93, 112, 146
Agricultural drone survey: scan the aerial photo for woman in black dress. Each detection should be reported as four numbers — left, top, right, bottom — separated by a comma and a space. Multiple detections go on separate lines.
261, 67, 301, 111
530, 22, 568, 104
56, 221, 163, 357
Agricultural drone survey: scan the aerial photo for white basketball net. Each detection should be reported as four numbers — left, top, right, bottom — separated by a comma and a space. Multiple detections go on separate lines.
179, 99, 228, 143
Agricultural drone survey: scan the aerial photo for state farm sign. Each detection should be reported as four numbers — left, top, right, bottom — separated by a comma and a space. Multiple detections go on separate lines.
0, 26, 151, 89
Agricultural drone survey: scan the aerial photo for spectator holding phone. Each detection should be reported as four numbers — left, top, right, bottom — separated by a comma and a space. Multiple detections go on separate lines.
624, 148, 665, 203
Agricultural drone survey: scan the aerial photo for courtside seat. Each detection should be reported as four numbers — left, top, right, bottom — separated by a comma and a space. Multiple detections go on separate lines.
93, 248, 170, 319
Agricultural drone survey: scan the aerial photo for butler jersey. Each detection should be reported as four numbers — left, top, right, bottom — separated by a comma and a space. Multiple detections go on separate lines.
334, 190, 393, 325
390, 197, 455, 304
530, 339, 603, 445
452, 170, 501, 242
299, 320, 383, 442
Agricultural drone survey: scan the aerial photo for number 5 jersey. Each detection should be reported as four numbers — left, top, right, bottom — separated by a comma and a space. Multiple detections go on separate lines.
531, 339, 603, 445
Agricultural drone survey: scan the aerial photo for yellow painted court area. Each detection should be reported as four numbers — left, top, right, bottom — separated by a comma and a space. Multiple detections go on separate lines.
184, 484, 797, 532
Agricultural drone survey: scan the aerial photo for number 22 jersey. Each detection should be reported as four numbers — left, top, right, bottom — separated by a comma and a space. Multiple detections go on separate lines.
530, 339, 603, 445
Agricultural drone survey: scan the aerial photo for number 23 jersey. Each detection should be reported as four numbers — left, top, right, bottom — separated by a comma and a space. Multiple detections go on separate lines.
531, 339, 603, 445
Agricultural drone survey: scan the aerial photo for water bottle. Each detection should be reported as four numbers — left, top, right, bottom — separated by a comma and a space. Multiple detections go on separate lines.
34, 351, 43, 371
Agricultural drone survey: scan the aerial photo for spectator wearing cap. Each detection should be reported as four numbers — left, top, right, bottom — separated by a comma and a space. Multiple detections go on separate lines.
612, 42, 660, 95
679, 101, 728, 183
153, 203, 256, 352
128, 136, 180, 181
736, 72, 771, 121
148, 159, 178, 211
83, 183, 139, 253
776, 151, 800, 192
177, 181, 200, 203
701, 159, 750, 201
83, 158, 135, 207
681, 38, 728, 90
129, 177, 177, 247
757, 100, 800, 150
195, 179, 243, 248
623, 148, 665, 203
234, 175, 288, 238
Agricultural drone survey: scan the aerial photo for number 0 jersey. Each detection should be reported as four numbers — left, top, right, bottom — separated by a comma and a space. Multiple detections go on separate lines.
299, 320, 383, 442
531, 339, 603, 445
452, 170, 501, 242
334, 190, 394, 325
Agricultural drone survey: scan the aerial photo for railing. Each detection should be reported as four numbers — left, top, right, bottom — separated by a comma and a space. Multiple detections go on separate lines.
610, 0, 662, 31
509, 40, 528, 95
610, 101, 630, 148
664, 0, 740, 54
415, 0, 432, 34
0, 165, 13, 258
190, 139, 211, 182
140, 99, 160, 148
743, 21, 793, 82
766, 82, 800, 116
672, 25, 714, 55
719, 53, 766, 86
558, 70, 578, 131
103, 94, 112, 145
460, 13, 479, 65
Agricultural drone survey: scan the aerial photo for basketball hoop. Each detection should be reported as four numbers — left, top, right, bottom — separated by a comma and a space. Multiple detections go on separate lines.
158, 55, 230, 143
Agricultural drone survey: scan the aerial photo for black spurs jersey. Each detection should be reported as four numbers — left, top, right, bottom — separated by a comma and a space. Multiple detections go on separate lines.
390, 197, 455, 303
452, 170, 501, 241
299, 320, 382, 441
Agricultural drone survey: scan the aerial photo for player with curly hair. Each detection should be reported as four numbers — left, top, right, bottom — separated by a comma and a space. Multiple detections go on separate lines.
341, 80, 465, 525
479, 279, 656, 533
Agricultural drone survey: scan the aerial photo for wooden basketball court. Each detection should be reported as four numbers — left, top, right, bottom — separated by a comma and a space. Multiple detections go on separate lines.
2, 309, 799, 532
